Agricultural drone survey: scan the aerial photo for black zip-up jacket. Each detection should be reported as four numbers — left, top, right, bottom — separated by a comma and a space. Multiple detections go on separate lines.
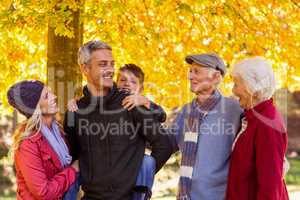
64, 84, 173, 200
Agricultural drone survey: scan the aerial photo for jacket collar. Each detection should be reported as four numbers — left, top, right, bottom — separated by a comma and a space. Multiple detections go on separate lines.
245, 98, 273, 120
82, 83, 118, 107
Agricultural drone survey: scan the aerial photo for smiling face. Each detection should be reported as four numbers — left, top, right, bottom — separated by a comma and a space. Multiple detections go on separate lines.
117, 70, 142, 94
188, 63, 221, 95
81, 49, 115, 91
232, 75, 253, 109
39, 87, 58, 115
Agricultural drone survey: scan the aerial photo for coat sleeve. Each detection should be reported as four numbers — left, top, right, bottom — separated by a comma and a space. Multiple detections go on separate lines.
132, 106, 173, 172
167, 105, 188, 154
15, 140, 76, 200
255, 122, 287, 200
149, 101, 167, 123
167, 110, 185, 153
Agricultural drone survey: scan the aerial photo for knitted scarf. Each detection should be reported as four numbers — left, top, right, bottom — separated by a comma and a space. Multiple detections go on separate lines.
177, 91, 221, 200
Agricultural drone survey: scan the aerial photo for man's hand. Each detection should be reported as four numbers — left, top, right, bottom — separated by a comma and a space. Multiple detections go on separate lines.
122, 94, 151, 111
71, 160, 80, 172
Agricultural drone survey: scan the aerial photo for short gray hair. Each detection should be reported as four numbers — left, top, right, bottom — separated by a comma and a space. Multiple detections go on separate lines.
78, 40, 112, 65
232, 56, 276, 100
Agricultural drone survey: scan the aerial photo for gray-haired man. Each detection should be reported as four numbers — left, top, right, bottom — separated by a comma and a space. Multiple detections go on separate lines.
170, 53, 243, 200
63, 40, 173, 200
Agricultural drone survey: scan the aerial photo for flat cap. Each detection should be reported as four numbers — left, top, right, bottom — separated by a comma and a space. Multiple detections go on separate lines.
185, 53, 226, 76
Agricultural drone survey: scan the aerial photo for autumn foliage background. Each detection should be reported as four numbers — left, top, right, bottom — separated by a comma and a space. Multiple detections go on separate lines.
0, 0, 300, 199
1, 0, 300, 110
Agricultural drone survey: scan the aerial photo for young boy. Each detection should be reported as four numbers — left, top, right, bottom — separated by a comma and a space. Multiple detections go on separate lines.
68, 63, 166, 200
117, 63, 166, 123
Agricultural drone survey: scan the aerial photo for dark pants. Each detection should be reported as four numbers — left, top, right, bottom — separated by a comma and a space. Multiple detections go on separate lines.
132, 155, 156, 200
63, 173, 81, 200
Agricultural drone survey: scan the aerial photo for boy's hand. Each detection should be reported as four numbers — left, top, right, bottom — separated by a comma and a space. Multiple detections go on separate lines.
67, 98, 79, 112
71, 160, 80, 172
122, 94, 151, 111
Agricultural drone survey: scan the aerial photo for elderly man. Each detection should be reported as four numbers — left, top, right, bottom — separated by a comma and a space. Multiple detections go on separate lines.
170, 53, 243, 200
64, 40, 173, 200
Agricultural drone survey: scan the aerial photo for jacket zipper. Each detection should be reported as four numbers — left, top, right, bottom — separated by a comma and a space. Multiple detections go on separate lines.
106, 129, 111, 167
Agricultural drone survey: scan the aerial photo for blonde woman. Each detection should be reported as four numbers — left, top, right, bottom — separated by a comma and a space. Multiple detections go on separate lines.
7, 80, 79, 200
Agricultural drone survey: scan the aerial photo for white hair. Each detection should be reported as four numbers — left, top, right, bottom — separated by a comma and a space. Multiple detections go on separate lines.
78, 40, 112, 65
232, 56, 276, 100
208, 67, 223, 86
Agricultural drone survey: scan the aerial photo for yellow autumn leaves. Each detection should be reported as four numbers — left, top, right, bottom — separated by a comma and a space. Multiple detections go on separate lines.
0, 0, 299, 111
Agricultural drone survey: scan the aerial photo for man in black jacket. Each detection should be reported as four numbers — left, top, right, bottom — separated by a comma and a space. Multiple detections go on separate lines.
64, 40, 173, 200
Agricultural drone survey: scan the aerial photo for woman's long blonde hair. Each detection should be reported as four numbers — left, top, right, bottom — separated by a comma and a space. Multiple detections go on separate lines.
12, 104, 43, 151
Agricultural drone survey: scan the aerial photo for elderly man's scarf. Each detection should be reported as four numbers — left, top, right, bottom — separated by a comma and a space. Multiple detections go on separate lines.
177, 91, 221, 200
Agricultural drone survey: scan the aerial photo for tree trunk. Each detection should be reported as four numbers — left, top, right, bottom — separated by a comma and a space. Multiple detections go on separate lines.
47, 7, 83, 120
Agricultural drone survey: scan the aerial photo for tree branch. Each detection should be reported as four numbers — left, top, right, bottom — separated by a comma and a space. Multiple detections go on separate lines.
291, 0, 300, 9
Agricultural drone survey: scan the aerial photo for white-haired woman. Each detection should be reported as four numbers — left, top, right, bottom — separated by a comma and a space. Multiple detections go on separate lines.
7, 80, 79, 200
226, 57, 289, 200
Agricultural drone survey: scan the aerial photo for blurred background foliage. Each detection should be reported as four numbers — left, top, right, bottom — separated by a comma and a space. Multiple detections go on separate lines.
0, 0, 300, 111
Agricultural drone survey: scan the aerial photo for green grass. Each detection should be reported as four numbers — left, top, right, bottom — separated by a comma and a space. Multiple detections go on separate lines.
0, 193, 15, 200
286, 157, 300, 185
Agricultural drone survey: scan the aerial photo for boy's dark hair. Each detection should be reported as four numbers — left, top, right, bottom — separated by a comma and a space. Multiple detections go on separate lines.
119, 64, 145, 84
